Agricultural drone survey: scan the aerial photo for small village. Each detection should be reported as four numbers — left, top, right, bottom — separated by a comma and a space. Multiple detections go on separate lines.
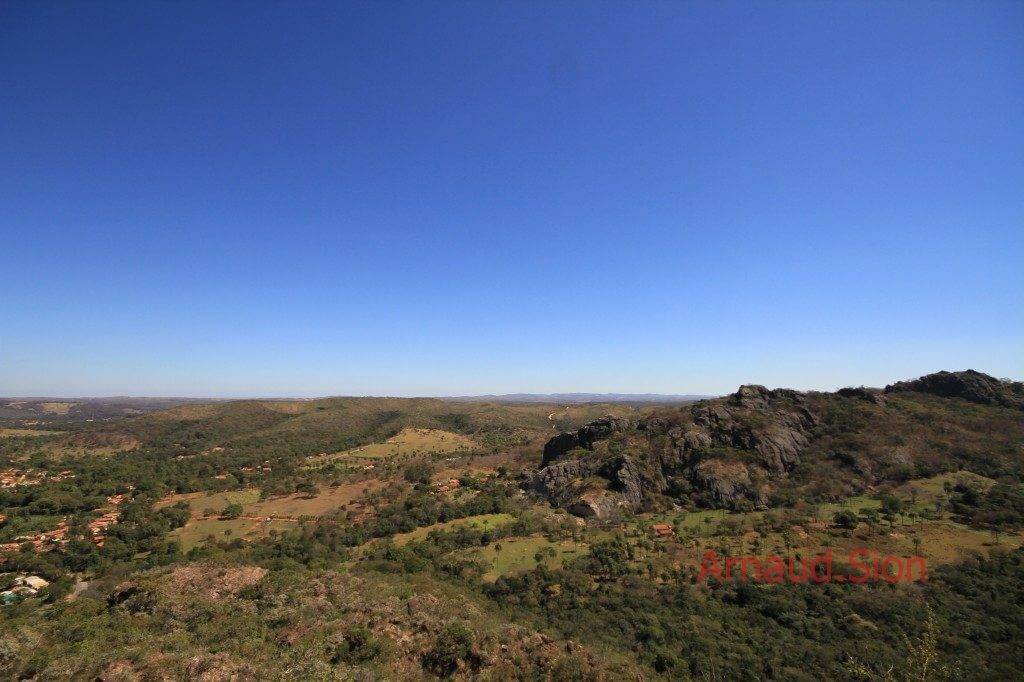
0, 468, 75, 488
0, 493, 126, 555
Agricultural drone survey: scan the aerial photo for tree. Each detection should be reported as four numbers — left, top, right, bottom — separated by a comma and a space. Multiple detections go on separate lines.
333, 626, 383, 664
221, 503, 243, 519
404, 460, 434, 485
846, 604, 960, 681
834, 509, 858, 530
295, 482, 317, 498
535, 545, 557, 565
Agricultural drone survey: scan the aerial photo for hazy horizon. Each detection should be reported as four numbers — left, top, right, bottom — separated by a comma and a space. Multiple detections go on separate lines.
2, 368, 1015, 401
0, 391, 714, 401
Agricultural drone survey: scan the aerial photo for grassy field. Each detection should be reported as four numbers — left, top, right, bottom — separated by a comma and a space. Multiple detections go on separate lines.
463, 535, 588, 581
247, 482, 380, 517
647, 509, 754, 533
896, 519, 1020, 563
161, 481, 381, 550
0, 428, 61, 438
171, 517, 260, 551
896, 471, 996, 504
393, 513, 515, 546
155, 488, 261, 513
315, 428, 479, 461
157, 481, 380, 517
819, 495, 882, 515
170, 517, 300, 552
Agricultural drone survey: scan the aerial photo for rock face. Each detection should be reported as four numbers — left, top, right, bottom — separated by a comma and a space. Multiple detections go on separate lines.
885, 370, 1024, 410
689, 459, 767, 508
529, 369, 1024, 520
689, 385, 817, 475
837, 386, 885, 405
541, 417, 634, 466
530, 458, 600, 508
531, 385, 819, 517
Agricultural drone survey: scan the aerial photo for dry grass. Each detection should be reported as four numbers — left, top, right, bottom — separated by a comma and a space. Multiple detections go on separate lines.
161, 481, 382, 550
171, 517, 263, 551
156, 488, 262, 512
38, 402, 75, 415
896, 471, 996, 505
0, 428, 60, 437
159, 481, 380, 518
314, 428, 479, 462
248, 482, 382, 517
392, 513, 515, 546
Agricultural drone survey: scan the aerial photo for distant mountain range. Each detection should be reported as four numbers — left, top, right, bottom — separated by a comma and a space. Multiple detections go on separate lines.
447, 392, 711, 404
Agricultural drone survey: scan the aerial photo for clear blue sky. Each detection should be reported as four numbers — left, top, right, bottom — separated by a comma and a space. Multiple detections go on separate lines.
1, 1, 1021, 397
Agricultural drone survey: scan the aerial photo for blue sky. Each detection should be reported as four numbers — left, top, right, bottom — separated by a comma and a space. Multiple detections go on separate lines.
1, 1, 1021, 397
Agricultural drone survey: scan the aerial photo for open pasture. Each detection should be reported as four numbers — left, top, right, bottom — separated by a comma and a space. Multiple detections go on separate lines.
462, 535, 587, 581
312, 427, 479, 462
393, 513, 515, 546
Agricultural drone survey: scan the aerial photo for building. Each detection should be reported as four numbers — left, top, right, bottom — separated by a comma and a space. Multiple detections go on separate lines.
650, 523, 674, 538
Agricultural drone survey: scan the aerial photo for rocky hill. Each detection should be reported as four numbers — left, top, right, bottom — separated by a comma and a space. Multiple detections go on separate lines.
885, 369, 1024, 410
531, 370, 1024, 518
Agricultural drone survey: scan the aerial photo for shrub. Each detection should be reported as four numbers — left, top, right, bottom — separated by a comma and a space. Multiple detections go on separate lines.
221, 503, 243, 519
833, 509, 858, 529
422, 623, 474, 677
333, 626, 383, 664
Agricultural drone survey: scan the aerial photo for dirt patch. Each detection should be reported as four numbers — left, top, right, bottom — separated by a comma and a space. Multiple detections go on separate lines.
164, 564, 267, 601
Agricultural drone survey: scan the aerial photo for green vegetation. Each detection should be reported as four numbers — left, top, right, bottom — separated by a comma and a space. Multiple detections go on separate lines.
1, 386, 1023, 679
392, 513, 514, 546
467, 535, 586, 581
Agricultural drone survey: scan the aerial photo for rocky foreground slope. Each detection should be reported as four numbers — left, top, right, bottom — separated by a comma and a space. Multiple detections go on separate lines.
530, 370, 1024, 518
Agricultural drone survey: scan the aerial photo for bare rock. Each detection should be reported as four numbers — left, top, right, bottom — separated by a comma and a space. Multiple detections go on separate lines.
567, 491, 622, 519
885, 370, 1024, 410
541, 416, 634, 465
532, 384, 818, 515
688, 459, 767, 508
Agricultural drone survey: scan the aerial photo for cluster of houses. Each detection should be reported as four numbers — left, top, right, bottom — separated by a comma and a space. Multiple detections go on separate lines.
240, 464, 273, 474
0, 468, 75, 488
214, 463, 274, 480
0, 574, 50, 604
0, 518, 71, 552
89, 510, 121, 547
0, 492, 128, 553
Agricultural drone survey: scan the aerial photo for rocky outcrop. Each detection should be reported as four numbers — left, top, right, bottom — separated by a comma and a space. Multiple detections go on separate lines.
541, 432, 581, 466
531, 385, 819, 516
885, 370, 1024, 410
541, 416, 634, 466
837, 386, 885, 405
567, 491, 623, 519
530, 458, 600, 508
609, 455, 647, 507
689, 385, 817, 475
689, 459, 767, 508
528, 369, 1024, 518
